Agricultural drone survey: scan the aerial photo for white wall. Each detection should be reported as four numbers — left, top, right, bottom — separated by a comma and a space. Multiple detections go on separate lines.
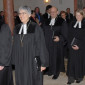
0, 0, 74, 14
0, 0, 3, 11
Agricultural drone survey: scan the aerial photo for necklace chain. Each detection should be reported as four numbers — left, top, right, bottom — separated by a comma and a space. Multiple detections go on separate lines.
20, 20, 31, 47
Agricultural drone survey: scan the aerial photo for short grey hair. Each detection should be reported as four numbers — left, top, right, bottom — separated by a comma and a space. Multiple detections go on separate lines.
19, 6, 31, 15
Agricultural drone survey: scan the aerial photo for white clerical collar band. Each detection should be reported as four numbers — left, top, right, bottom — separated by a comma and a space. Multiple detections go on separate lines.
74, 21, 81, 28
19, 24, 27, 34
49, 18, 55, 26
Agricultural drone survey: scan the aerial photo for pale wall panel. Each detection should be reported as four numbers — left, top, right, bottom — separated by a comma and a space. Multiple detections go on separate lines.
0, 0, 74, 14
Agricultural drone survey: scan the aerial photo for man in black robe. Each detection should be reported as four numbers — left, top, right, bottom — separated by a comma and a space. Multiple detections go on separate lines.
0, 23, 13, 85
43, 6, 68, 79
43, 5, 52, 23
66, 8, 74, 24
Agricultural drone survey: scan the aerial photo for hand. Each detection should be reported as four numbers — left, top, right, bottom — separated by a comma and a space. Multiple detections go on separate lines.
41, 67, 46, 72
72, 45, 79, 50
0, 66, 4, 70
54, 36, 60, 42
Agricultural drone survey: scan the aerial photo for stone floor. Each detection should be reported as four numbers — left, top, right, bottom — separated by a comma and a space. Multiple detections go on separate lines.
43, 73, 85, 85
13, 72, 85, 85
13, 59, 85, 85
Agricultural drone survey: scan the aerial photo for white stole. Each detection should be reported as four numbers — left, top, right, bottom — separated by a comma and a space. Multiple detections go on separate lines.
19, 24, 27, 34
49, 18, 55, 26
74, 21, 81, 28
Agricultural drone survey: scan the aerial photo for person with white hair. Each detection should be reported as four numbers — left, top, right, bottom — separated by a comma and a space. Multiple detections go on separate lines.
12, 6, 49, 85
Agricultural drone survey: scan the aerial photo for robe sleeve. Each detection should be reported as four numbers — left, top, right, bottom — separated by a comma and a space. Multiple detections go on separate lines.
35, 25, 49, 67
76, 29, 85, 49
0, 24, 12, 66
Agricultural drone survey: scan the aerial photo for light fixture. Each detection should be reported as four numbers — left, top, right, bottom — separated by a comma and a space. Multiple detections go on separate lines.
44, 0, 49, 3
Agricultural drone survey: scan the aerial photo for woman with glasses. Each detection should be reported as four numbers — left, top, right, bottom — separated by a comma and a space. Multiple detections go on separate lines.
12, 6, 49, 85
67, 9, 85, 84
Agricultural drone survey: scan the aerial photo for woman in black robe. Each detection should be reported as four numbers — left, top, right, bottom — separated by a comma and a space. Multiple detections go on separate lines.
12, 6, 49, 85
67, 9, 85, 84
0, 23, 13, 85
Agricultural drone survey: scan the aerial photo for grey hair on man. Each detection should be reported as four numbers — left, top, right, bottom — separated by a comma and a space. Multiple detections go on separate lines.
19, 6, 31, 15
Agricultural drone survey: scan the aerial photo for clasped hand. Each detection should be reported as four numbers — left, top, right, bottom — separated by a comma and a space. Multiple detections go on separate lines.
0, 66, 4, 70
54, 36, 60, 42
41, 67, 46, 72
72, 45, 79, 50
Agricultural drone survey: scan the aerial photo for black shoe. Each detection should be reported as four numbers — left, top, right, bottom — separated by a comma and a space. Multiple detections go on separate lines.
52, 75, 59, 79
76, 78, 83, 83
76, 80, 81, 83
67, 82, 71, 85
67, 77, 75, 85
48, 74, 52, 76
67, 81, 75, 85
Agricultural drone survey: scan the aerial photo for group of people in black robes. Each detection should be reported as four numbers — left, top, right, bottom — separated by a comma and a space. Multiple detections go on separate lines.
1, 4, 85, 85
42, 6, 85, 85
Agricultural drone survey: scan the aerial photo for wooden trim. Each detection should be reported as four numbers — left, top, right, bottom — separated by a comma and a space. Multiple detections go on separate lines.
74, 0, 77, 14
3, 0, 15, 34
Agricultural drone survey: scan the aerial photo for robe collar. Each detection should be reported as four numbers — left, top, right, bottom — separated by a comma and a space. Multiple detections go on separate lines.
49, 18, 56, 26
48, 17, 64, 26
15, 20, 36, 34
72, 19, 85, 29
74, 21, 81, 28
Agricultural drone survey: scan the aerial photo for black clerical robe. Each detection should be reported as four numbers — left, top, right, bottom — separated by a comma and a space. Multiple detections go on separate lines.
66, 13, 73, 24
43, 13, 50, 23
0, 24, 13, 85
67, 19, 85, 79
43, 17, 68, 75
0, 21, 3, 28
12, 21, 49, 85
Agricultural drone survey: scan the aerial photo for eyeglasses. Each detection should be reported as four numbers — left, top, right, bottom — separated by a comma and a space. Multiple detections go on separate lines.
50, 11, 57, 13
18, 12, 27, 16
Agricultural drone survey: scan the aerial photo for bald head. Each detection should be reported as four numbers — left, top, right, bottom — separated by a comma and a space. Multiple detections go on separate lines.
51, 7, 58, 11
50, 6, 58, 18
